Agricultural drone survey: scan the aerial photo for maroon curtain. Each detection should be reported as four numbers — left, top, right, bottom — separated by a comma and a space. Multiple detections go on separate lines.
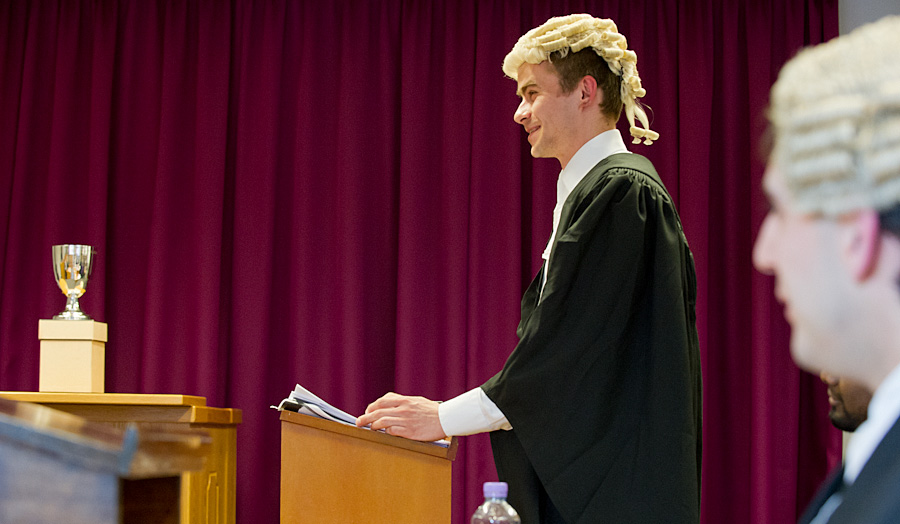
0, 1, 840, 522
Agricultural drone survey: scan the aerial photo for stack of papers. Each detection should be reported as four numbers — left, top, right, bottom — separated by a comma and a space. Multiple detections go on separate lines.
271, 383, 450, 448
271, 383, 357, 425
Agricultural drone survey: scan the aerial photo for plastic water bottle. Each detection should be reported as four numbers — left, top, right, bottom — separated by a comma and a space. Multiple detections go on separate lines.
471, 481, 521, 524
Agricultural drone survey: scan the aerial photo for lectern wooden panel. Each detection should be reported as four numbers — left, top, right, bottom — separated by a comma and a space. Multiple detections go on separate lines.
0, 392, 241, 524
0, 396, 209, 524
280, 410, 458, 524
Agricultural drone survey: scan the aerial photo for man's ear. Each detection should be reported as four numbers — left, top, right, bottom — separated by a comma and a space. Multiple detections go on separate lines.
578, 75, 599, 109
840, 209, 881, 281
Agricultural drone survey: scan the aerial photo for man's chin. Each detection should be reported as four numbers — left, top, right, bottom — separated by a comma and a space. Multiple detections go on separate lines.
829, 414, 859, 433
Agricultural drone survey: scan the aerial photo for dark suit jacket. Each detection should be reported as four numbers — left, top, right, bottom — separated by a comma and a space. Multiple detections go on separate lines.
799, 413, 900, 523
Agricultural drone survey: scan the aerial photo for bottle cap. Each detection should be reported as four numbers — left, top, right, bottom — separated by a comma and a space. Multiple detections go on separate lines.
483, 481, 509, 498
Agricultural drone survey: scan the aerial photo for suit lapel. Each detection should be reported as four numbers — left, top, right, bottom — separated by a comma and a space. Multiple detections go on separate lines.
797, 466, 843, 524
826, 414, 900, 523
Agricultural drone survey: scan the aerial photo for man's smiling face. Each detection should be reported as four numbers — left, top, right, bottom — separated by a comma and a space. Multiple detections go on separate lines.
513, 61, 582, 166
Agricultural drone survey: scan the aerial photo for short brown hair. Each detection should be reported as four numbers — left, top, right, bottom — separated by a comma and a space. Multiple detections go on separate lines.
548, 49, 623, 121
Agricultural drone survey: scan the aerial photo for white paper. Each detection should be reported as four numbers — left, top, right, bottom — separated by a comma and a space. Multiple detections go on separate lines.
271, 383, 450, 448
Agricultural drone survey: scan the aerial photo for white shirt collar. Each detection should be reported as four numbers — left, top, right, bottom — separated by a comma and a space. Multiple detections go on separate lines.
542, 129, 630, 264
844, 361, 900, 483
558, 129, 631, 198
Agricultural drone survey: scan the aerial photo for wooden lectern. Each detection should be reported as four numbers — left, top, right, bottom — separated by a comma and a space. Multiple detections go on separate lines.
0, 396, 210, 524
280, 410, 458, 524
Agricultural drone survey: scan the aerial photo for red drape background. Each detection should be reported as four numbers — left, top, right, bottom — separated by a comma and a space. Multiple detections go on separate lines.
0, 1, 841, 522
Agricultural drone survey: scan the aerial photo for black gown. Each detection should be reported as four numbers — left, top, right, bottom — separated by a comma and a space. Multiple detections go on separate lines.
482, 153, 702, 524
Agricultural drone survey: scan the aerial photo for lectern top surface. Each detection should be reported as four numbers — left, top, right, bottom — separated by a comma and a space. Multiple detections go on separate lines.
279, 409, 458, 461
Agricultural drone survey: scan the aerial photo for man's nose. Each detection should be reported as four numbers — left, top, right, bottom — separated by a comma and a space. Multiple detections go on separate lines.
514, 100, 530, 124
752, 215, 776, 275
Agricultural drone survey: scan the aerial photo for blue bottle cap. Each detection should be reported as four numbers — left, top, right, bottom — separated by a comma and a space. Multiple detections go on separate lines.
483, 481, 508, 498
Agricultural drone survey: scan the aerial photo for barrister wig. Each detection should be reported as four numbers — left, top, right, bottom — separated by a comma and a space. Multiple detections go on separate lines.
769, 15, 900, 216
503, 14, 659, 145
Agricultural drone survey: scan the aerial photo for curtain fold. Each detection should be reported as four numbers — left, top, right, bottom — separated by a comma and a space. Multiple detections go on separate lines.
0, 1, 840, 522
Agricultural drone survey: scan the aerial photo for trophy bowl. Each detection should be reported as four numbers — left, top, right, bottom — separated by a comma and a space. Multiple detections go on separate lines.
52, 244, 96, 320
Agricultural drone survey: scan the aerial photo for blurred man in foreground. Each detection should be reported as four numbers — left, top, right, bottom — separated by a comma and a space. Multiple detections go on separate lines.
753, 15, 900, 524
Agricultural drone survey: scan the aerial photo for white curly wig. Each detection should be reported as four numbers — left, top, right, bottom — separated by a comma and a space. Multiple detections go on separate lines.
770, 15, 900, 215
503, 14, 659, 145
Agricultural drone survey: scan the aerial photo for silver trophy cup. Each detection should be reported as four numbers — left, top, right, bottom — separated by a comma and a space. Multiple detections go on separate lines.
52, 244, 96, 320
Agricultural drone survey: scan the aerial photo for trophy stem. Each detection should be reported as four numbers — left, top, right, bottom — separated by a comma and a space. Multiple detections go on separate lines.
54, 293, 91, 321
52, 244, 95, 321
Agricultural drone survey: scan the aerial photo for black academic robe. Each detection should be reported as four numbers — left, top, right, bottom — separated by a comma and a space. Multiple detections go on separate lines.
798, 413, 900, 524
482, 153, 702, 524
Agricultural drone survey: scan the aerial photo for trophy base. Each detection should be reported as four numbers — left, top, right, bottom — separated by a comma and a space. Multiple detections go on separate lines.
53, 311, 92, 321
38, 319, 107, 393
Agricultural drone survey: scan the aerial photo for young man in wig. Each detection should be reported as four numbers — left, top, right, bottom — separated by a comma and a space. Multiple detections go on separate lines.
358, 14, 702, 523
752, 15, 900, 524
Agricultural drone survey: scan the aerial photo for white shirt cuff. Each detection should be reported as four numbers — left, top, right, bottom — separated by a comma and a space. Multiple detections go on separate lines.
438, 387, 512, 436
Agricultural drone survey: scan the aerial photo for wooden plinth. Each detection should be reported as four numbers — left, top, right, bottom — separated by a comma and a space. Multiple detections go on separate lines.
38, 319, 108, 392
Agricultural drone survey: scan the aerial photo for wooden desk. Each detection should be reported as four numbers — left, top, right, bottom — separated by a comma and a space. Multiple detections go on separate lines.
0, 392, 241, 524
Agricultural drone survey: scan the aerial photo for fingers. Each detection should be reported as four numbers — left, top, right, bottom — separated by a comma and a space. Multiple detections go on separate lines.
355, 411, 382, 428
357, 393, 400, 427
355, 393, 445, 441
355, 411, 409, 436
364, 392, 403, 414
356, 406, 411, 429
367, 415, 401, 432
368, 418, 426, 440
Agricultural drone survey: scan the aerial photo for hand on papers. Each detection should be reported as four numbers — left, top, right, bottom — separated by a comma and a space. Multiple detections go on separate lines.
356, 392, 446, 442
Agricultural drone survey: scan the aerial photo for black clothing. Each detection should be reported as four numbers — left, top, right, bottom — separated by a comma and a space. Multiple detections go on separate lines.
482, 153, 702, 524
799, 414, 900, 523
